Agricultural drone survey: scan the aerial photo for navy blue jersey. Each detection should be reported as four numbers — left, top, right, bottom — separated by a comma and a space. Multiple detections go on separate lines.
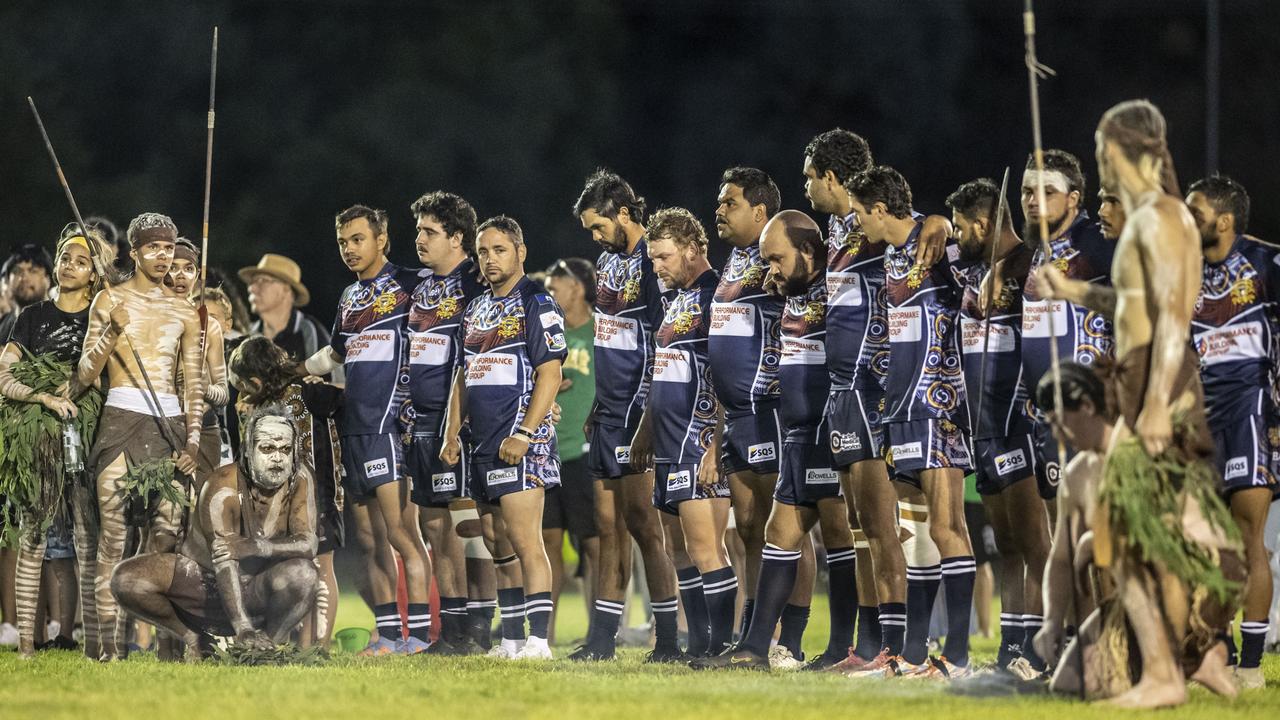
708, 244, 782, 417
407, 259, 486, 435
825, 212, 890, 392
330, 262, 417, 436
883, 224, 968, 425
958, 245, 1036, 439
593, 240, 668, 428
778, 275, 831, 444
461, 276, 568, 462
650, 269, 720, 464
1193, 235, 1280, 426
1021, 213, 1114, 399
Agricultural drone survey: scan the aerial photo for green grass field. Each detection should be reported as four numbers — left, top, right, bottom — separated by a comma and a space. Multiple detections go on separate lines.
3, 590, 1279, 720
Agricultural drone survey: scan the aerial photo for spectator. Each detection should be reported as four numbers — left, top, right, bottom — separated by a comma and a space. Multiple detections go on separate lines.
239, 253, 343, 384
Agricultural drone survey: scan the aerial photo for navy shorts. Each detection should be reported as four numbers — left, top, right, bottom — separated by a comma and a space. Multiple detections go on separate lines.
720, 408, 782, 475
471, 453, 561, 504
653, 461, 731, 515
1213, 415, 1280, 497
885, 418, 971, 488
339, 433, 406, 501
1031, 419, 1069, 499
774, 442, 842, 508
543, 456, 599, 537
826, 387, 886, 468
587, 421, 643, 480
971, 434, 1039, 496
408, 433, 468, 508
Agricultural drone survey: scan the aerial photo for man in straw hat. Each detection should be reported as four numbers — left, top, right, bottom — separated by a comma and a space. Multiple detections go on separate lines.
240, 253, 341, 383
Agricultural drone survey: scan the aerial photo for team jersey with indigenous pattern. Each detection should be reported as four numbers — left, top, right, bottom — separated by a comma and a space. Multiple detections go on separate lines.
461, 275, 568, 462
651, 270, 720, 464
593, 240, 667, 428
1021, 212, 1114, 399
1193, 235, 1280, 426
708, 244, 782, 417
826, 212, 890, 392
778, 276, 831, 444
883, 223, 968, 425
958, 245, 1036, 439
330, 261, 417, 436
407, 259, 486, 435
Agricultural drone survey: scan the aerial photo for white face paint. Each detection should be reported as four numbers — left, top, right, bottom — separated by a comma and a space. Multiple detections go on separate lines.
249, 417, 295, 491
1021, 169, 1070, 196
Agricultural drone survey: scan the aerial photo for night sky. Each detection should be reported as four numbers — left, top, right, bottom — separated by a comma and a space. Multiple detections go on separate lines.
4, 0, 1276, 323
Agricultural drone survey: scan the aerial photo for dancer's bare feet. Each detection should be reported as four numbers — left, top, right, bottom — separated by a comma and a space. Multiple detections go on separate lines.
1190, 642, 1237, 697
1105, 677, 1187, 709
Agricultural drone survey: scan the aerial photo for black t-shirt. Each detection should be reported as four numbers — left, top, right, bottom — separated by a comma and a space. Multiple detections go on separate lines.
5, 300, 89, 363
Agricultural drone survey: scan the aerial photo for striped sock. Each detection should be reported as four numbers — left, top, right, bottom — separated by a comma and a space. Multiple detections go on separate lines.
998, 612, 1024, 666
497, 587, 527, 641
904, 563, 941, 665
878, 602, 907, 657
525, 592, 554, 640
940, 556, 977, 667
1020, 614, 1046, 671
676, 567, 710, 655
440, 597, 466, 642
743, 545, 802, 655
701, 566, 739, 653
374, 602, 401, 642
406, 603, 432, 642
825, 546, 858, 659
590, 598, 625, 649
651, 597, 679, 650
1240, 620, 1269, 669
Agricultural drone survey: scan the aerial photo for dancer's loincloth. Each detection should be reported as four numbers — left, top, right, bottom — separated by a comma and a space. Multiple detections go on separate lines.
87, 405, 184, 479
1099, 344, 1242, 604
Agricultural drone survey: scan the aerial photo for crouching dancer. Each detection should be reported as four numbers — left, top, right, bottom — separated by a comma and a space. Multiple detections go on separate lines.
111, 404, 318, 660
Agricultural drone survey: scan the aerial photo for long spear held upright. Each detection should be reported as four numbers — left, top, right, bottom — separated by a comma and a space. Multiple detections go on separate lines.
27, 97, 182, 454
972, 166, 1010, 431
1023, 0, 1085, 695
196, 27, 219, 348
1023, 0, 1064, 454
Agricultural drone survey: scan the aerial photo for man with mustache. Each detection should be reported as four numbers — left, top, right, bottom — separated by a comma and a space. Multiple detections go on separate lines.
110, 404, 318, 660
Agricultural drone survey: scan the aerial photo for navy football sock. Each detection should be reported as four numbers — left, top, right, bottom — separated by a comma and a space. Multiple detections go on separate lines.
1240, 620, 1268, 669
701, 566, 739, 654
878, 602, 907, 657
904, 564, 941, 665
779, 603, 810, 659
940, 556, 976, 667
997, 612, 1024, 666
373, 602, 401, 643
1020, 614, 1046, 671
677, 567, 710, 656
406, 603, 431, 643
524, 591, 554, 640
824, 547, 858, 658
497, 587, 527, 641
652, 596, 680, 649
743, 545, 801, 655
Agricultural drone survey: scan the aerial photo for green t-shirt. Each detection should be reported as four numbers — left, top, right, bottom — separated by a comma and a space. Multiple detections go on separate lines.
556, 318, 596, 462
963, 473, 981, 504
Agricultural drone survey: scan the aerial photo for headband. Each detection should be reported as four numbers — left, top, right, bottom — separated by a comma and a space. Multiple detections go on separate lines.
1021, 169, 1071, 195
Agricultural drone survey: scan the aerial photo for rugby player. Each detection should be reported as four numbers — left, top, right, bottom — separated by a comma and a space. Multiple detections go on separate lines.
848, 167, 975, 679
1017, 150, 1115, 501
571, 171, 682, 661
805, 130, 949, 673
708, 167, 815, 663
946, 178, 1051, 677
404, 191, 488, 654
1186, 175, 1277, 690
630, 208, 737, 656
441, 215, 566, 660
692, 210, 854, 670
296, 206, 434, 654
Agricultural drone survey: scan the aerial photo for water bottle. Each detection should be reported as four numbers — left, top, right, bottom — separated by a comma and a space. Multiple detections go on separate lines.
62, 422, 84, 475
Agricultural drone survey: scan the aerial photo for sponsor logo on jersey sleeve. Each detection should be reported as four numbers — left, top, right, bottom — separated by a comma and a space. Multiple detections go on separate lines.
545, 331, 567, 352
540, 310, 564, 330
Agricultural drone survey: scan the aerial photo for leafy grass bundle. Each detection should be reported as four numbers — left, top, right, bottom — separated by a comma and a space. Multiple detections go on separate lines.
0, 352, 102, 547
120, 457, 191, 516
211, 642, 328, 667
